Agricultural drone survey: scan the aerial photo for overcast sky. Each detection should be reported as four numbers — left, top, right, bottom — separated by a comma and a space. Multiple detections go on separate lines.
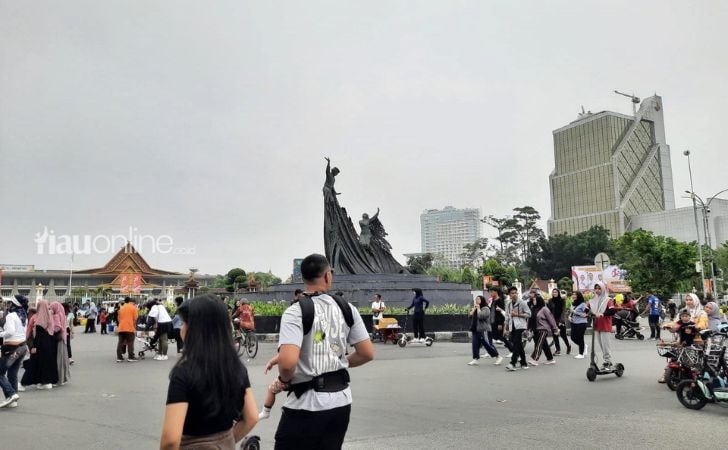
2, 1, 727, 279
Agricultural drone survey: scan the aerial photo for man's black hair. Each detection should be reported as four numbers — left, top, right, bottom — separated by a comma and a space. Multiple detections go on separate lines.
300, 253, 330, 282
374, 293, 381, 299
294, 289, 303, 295
508, 286, 518, 294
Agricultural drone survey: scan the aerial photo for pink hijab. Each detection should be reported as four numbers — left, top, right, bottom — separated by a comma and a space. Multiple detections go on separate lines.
50, 301, 67, 343
34, 300, 55, 337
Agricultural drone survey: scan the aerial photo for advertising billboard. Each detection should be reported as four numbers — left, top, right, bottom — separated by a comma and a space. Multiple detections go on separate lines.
572, 265, 630, 293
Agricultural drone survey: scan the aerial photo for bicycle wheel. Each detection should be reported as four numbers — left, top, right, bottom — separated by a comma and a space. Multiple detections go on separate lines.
245, 331, 259, 359
233, 332, 245, 356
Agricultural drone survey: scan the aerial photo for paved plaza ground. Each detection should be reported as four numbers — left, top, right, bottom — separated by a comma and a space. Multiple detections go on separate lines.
2, 330, 725, 449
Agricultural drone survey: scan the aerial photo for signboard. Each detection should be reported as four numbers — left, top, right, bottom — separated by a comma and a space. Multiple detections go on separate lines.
572, 264, 630, 293
132, 274, 142, 294
0, 265, 35, 272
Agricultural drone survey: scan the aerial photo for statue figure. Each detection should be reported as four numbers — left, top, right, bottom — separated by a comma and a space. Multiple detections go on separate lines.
323, 158, 406, 275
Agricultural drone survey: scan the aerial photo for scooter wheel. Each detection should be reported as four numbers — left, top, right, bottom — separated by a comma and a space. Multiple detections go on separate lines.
637, 333, 645, 341
586, 368, 597, 382
425, 338, 433, 347
398, 339, 407, 348
676, 380, 707, 410
615, 363, 625, 377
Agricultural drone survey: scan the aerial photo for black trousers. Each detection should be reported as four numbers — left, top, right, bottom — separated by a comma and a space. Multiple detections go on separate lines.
66, 327, 72, 358
412, 312, 425, 339
275, 404, 351, 450
169, 328, 183, 352
648, 315, 661, 339
509, 329, 527, 367
552, 322, 571, 353
533, 330, 554, 361
492, 325, 514, 352
570, 323, 587, 355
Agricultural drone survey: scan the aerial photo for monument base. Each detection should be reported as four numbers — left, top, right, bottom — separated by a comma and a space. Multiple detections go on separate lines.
243, 274, 475, 307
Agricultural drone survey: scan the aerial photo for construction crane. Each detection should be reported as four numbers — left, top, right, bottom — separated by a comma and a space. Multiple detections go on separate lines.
614, 90, 640, 115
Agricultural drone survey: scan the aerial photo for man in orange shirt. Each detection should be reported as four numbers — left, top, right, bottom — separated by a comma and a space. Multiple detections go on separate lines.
116, 297, 139, 362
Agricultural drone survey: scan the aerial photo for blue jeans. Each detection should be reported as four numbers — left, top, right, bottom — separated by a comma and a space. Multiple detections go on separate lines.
0, 344, 27, 397
471, 331, 498, 359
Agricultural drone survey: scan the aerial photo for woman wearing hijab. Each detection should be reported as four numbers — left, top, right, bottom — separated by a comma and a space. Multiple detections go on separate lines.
50, 302, 71, 385
587, 284, 616, 368
704, 301, 722, 331
549, 289, 572, 356
23, 300, 58, 389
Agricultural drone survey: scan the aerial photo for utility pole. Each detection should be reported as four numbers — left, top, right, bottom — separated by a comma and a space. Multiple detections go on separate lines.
683, 150, 706, 294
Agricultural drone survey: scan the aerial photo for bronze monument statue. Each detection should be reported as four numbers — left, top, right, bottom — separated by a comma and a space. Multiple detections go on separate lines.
323, 157, 407, 274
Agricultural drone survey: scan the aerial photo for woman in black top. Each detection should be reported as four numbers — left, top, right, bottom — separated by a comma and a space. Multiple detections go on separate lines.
161, 295, 258, 449
549, 289, 572, 355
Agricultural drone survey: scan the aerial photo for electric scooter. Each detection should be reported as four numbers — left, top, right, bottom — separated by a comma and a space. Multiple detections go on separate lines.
586, 314, 625, 381
397, 311, 433, 348
676, 329, 728, 410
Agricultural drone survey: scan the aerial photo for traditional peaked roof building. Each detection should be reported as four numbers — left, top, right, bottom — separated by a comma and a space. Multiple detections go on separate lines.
0, 243, 214, 302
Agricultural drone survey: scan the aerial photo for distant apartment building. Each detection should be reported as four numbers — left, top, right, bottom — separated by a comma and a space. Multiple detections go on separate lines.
421, 207, 481, 269
548, 95, 675, 238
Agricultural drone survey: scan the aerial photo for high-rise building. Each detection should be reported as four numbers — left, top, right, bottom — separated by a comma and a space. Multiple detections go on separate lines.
548, 95, 675, 238
420, 206, 481, 269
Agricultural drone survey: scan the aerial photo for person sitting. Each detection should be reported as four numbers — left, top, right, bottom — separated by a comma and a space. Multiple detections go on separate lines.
231, 299, 255, 331
671, 310, 697, 346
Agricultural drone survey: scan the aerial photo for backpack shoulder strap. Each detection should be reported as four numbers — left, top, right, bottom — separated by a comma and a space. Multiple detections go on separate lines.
299, 296, 315, 336
330, 293, 355, 328
300, 293, 355, 335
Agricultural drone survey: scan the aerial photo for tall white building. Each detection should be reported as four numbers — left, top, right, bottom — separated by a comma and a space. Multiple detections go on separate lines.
420, 207, 481, 269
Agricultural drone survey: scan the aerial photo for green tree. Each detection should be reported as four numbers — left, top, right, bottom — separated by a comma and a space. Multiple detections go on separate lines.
528, 226, 613, 280
557, 276, 573, 294
224, 268, 248, 293
252, 271, 283, 289
407, 254, 434, 275
479, 258, 517, 287
460, 238, 488, 268
426, 266, 462, 283
613, 230, 698, 299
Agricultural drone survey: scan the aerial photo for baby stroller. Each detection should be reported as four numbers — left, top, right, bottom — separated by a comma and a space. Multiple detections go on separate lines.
614, 309, 645, 340
136, 335, 158, 360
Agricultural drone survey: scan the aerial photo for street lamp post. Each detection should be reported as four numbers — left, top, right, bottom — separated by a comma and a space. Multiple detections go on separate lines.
683, 150, 707, 294
687, 187, 728, 298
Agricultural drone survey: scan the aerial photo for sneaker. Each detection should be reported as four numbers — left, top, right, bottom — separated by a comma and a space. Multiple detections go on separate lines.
116, 359, 125, 363
10, 393, 19, 402
506, 364, 518, 371
574, 354, 585, 359
554, 351, 561, 356
603, 361, 613, 368
69, 359, 75, 365
258, 409, 271, 420
657, 377, 666, 384
162, 355, 169, 360
7, 401, 18, 408
17, 385, 26, 392
0, 397, 14, 408
126, 358, 138, 363
505, 352, 513, 358
520, 364, 529, 370
467, 359, 479, 366
494, 356, 503, 365
37, 384, 52, 390
528, 359, 539, 366
544, 359, 556, 365
154, 355, 163, 361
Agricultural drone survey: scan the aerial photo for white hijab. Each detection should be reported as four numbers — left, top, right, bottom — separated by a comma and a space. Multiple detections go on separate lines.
588, 284, 610, 315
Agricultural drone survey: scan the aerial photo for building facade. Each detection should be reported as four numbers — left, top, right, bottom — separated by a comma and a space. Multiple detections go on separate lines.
548, 95, 675, 238
420, 206, 481, 269
629, 198, 728, 249
0, 244, 215, 303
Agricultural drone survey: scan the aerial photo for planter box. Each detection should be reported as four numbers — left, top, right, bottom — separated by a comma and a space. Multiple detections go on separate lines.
255, 314, 471, 334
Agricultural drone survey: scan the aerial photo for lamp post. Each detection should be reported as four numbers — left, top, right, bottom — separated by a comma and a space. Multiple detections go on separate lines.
685, 187, 728, 298
683, 150, 707, 294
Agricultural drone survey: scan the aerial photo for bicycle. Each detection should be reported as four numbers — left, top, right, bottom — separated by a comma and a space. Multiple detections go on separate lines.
234, 327, 259, 359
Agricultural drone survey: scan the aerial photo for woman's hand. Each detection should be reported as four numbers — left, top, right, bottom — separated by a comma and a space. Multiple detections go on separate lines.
264, 357, 278, 374
30, 348, 37, 354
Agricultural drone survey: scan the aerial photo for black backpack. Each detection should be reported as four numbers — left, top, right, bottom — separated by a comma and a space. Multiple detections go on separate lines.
298, 292, 354, 335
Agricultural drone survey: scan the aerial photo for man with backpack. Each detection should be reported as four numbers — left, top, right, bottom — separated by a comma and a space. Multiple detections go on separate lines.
270, 253, 374, 449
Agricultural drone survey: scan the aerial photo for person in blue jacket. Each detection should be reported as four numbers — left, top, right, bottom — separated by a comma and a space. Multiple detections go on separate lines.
405, 288, 430, 342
